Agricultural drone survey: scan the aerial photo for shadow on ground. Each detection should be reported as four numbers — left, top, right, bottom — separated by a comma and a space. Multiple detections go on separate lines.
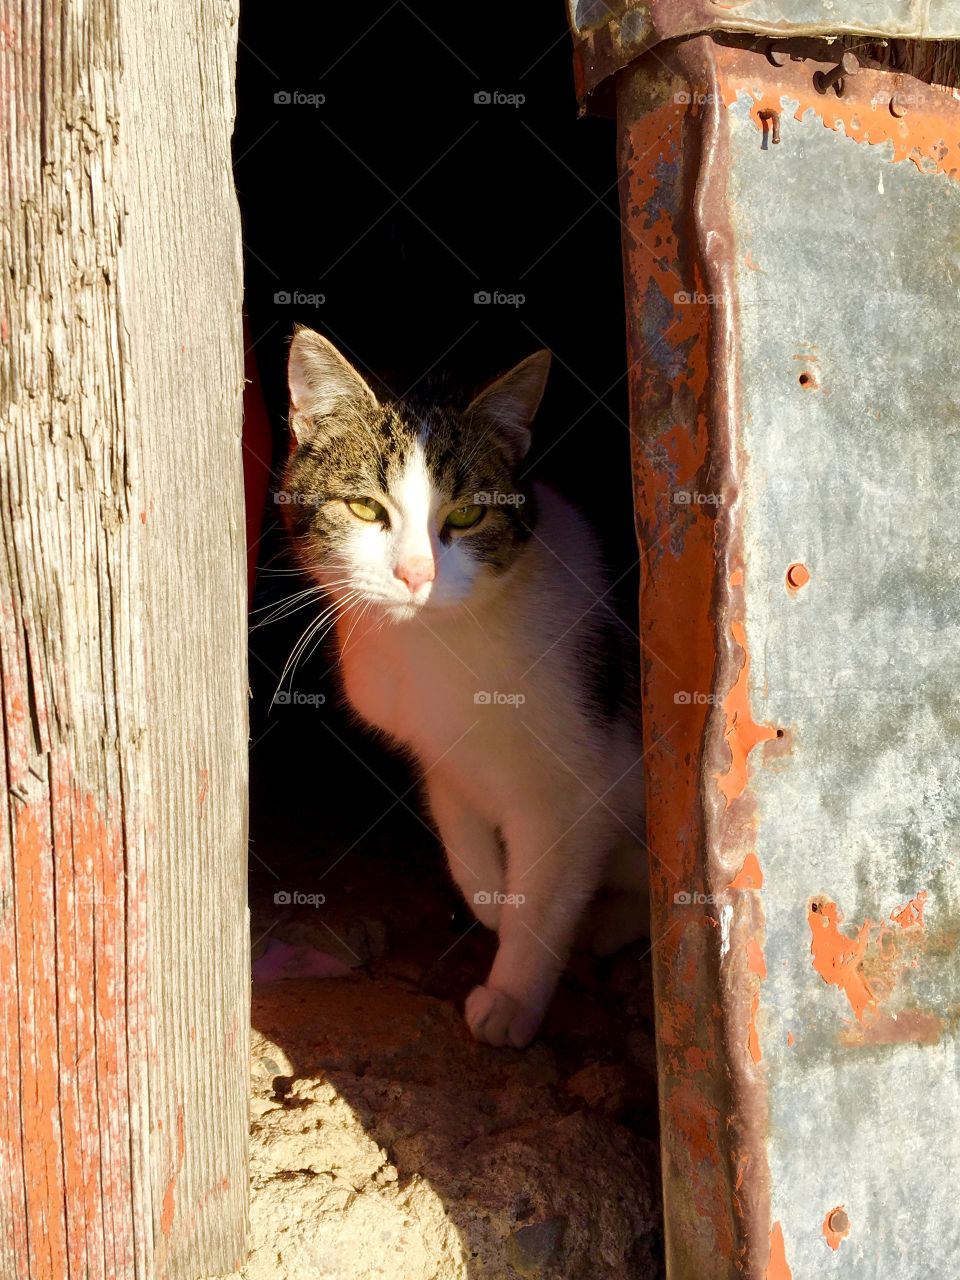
240, 782, 664, 1279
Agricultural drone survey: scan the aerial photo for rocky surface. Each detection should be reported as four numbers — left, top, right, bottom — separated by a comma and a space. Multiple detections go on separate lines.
227, 975, 661, 1280
225, 750, 663, 1278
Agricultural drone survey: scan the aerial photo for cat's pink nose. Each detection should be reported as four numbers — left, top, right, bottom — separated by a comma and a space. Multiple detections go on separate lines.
395, 556, 435, 593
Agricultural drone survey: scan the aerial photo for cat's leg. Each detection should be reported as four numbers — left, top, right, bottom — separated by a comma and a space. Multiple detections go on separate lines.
465, 805, 609, 1048
425, 777, 504, 930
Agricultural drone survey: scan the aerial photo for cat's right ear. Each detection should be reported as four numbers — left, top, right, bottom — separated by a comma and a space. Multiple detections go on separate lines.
287, 327, 379, 445
465, 349, 551, 464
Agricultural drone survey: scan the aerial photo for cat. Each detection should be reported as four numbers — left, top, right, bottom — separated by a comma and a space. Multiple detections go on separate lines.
280, 327, 648, 1047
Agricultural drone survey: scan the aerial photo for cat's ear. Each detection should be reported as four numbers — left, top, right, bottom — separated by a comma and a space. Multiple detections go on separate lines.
287, 327, 379, 444
465, 350, 551, 462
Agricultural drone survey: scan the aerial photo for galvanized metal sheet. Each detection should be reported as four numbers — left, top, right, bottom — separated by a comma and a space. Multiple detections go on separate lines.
570, 1, 960, 102
727, 56, 960, 1277
618, 37, 960, 1279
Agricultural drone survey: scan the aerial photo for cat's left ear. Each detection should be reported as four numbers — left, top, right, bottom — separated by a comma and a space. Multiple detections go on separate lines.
465, 350, 551, 463
287, 327, 379, 445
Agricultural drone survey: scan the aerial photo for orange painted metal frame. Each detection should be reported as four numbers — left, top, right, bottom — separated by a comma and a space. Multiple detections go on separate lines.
617, 33, 960, 1279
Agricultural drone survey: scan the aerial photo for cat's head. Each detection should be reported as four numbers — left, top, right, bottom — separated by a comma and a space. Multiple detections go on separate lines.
281, 328, 550, 619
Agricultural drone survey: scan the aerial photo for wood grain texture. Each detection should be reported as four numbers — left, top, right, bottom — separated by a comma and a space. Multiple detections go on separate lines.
0, 2, 249, 1277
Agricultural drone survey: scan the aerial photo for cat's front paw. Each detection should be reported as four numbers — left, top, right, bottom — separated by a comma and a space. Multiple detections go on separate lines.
465, 984, 540, 1049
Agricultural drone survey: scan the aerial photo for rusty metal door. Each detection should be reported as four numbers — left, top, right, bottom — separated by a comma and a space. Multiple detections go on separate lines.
570, 13, 960, 1276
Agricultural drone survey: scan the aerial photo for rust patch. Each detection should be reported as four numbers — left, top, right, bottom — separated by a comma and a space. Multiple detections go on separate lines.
766, 1222, 793, 1279
842, 1008, 941, 1047
891, 889, 928, 929
619, 48, 742, 1271
761, 728, 794, 766
822, 1205, 850, 1250
747, 991, 762, 1063
716, 620, 778, 805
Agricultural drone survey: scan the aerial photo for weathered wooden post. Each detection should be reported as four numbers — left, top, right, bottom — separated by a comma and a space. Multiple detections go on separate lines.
569, 8, 960, 1277
0, 3, 249, 1277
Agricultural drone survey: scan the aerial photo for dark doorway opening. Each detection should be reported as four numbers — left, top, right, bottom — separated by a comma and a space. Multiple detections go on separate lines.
234, 3, 662, 1274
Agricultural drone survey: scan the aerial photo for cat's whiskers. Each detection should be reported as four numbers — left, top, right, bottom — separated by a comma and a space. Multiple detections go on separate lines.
336, 595, 381, 661
272, 590, 361, 705
300, 591, 371, 668
251, 578, 356, 629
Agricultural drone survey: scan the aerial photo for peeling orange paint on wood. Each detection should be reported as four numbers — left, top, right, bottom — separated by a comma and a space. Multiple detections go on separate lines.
160, 1104, 186, 1236
15, 802, 69, 1278
766, 1222, 793, 1280
1, 771, 140, 1280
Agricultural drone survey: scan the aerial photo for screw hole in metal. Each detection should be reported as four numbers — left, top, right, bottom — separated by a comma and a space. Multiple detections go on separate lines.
786, 563, 811, 591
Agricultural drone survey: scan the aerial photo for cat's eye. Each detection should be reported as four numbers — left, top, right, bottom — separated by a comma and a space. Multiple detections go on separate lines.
346, 497, 387, 523
445, 503, 485, 531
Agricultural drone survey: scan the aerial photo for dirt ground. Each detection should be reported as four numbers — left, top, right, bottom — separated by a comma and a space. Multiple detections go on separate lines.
226, 755, 663, 1280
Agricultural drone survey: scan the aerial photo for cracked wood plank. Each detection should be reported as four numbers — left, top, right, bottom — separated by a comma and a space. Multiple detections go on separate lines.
0, 2, 249, 1276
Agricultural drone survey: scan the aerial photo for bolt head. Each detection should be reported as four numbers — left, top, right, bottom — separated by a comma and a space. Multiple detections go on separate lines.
839, 51, 860, 75
828, 1209, 849, 1234
890, 91, 909, 118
